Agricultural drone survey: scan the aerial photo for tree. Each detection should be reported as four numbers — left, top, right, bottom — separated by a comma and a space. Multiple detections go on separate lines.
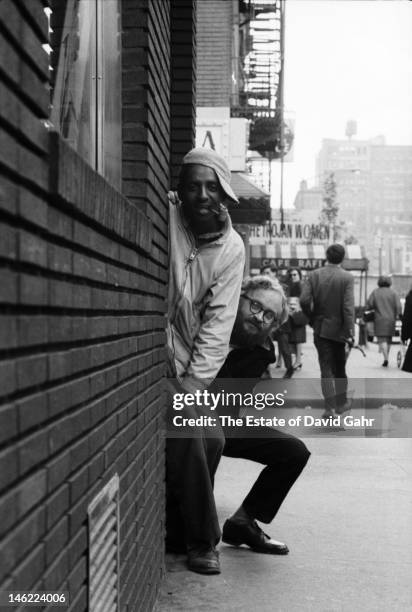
319, 172, 340, 241
320, 172, 361, 244
344, 234, 359, 245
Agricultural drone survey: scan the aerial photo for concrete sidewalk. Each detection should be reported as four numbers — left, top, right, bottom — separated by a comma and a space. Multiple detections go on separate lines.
287, 329, 410, 380
261, 329, 412, 410
157, 438, 412, 612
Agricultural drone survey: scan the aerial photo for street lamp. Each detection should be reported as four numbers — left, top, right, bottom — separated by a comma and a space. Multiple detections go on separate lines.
375, 230, 384, 276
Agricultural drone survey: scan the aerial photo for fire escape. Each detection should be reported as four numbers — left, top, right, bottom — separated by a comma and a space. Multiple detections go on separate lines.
233, 0, 291, 229
234, 0, 281, 121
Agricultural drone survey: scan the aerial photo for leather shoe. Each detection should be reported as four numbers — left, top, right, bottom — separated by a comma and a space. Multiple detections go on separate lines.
335, 398, 353, 415
282, 367, 294, 379
187, 546, 221, 574
222, 518, 289, 555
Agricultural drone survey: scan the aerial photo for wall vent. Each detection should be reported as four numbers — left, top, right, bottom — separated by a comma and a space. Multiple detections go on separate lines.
88, 475, 120, 612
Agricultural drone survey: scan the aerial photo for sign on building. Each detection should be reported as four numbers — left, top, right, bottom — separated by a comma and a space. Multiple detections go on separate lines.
249, 222, 330, 245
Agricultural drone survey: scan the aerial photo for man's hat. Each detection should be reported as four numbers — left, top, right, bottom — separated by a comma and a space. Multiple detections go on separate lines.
181, 148, 239, 204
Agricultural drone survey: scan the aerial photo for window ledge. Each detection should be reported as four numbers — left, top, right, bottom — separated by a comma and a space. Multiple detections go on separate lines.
49, 132, 153, 255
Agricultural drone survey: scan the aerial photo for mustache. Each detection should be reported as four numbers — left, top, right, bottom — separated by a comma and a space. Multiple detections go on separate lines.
248, 317, 264, 330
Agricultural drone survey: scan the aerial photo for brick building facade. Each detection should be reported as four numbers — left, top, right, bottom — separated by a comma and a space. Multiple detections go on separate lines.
0, 1, 196, 610
196, 0, 232, 107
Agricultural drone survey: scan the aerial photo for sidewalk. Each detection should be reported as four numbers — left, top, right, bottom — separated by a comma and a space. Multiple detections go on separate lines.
157, 438, 412, 612
264, 329, 412, 410
156, 335, 412, 612
279, 328, 411, 382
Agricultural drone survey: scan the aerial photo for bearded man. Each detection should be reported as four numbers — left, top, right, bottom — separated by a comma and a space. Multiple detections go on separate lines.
216, 275, 310, 554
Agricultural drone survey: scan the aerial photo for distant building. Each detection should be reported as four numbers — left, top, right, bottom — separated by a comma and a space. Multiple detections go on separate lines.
293, 180, 323, 215
369, 144, 412, 275
311, 136, 412, 274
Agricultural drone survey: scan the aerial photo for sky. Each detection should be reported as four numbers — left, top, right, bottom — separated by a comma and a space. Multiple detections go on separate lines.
274, 0, 412, 208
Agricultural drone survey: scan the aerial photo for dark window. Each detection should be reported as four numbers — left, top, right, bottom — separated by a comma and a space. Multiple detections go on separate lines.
49, 0, 121, 189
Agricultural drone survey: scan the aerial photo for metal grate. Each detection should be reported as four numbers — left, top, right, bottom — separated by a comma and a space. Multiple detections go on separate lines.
88, 475, 120, 612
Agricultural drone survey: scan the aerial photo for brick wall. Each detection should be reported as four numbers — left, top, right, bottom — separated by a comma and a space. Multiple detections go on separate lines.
120, 1, 171, 609
196, 0, 232, 107
170, 0, 197, 185
0, 0, 196, 610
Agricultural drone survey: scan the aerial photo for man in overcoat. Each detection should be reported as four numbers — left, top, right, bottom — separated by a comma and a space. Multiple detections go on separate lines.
300, 244, 355, 417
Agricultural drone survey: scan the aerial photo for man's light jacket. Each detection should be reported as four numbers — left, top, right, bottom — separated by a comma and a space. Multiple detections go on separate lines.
167, 201, 245, 393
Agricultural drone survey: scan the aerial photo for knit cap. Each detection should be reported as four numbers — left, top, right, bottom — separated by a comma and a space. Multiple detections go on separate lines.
182, 147, 239, 204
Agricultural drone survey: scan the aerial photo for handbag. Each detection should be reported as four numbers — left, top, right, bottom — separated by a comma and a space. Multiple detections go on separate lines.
363, 309, 375, 322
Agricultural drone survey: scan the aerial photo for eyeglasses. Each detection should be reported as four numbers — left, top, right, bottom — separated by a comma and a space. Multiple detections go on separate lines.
290, 272, 299, 278
241, 294, 278, 324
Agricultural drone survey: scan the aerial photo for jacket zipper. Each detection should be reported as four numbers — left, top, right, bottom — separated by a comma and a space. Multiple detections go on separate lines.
170, 247, 198, 326
187, 248, 198, 264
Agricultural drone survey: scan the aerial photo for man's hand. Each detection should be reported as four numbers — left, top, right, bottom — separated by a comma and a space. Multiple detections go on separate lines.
168, 190, 181, 205
346, 336, 355, 348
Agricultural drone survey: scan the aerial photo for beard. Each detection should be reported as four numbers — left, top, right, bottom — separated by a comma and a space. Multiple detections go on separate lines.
231, 315, 269, 348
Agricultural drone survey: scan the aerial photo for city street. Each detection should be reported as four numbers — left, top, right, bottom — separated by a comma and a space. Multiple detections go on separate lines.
2, 1, 411, 608
157, 335, 412, 612
275, 328, 411, 381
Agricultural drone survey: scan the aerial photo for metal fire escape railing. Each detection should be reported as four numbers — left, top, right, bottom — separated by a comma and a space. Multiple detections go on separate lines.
233, 0, 282, 120
234, 0, 288, 230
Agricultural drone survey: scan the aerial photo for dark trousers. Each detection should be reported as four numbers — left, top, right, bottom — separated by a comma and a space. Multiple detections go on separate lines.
166, 404, 225, 549
222, 425, 310, 523
166, 413, 309, 549
276, 332, 293, 370
314, 334, 348, 410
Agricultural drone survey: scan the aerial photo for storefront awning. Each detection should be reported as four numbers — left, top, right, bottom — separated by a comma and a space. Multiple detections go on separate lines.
250, 243, 368, 271
227, 172, 270, 225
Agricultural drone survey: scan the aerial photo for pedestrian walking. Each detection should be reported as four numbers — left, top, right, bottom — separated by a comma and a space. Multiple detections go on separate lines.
261, 265, 294, 377
366, 276, 402, 367
287, 296, 308, 370
287, 267, 303, 298
401, 286, 412, 373
260, 264, 277, 279
300, 244, 355, 418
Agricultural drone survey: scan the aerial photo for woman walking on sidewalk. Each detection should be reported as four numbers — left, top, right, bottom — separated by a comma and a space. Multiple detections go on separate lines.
287, 297, 308, 370
366, 276, 402, 367
287, 267, 303, 298
287, 269, 305, 369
